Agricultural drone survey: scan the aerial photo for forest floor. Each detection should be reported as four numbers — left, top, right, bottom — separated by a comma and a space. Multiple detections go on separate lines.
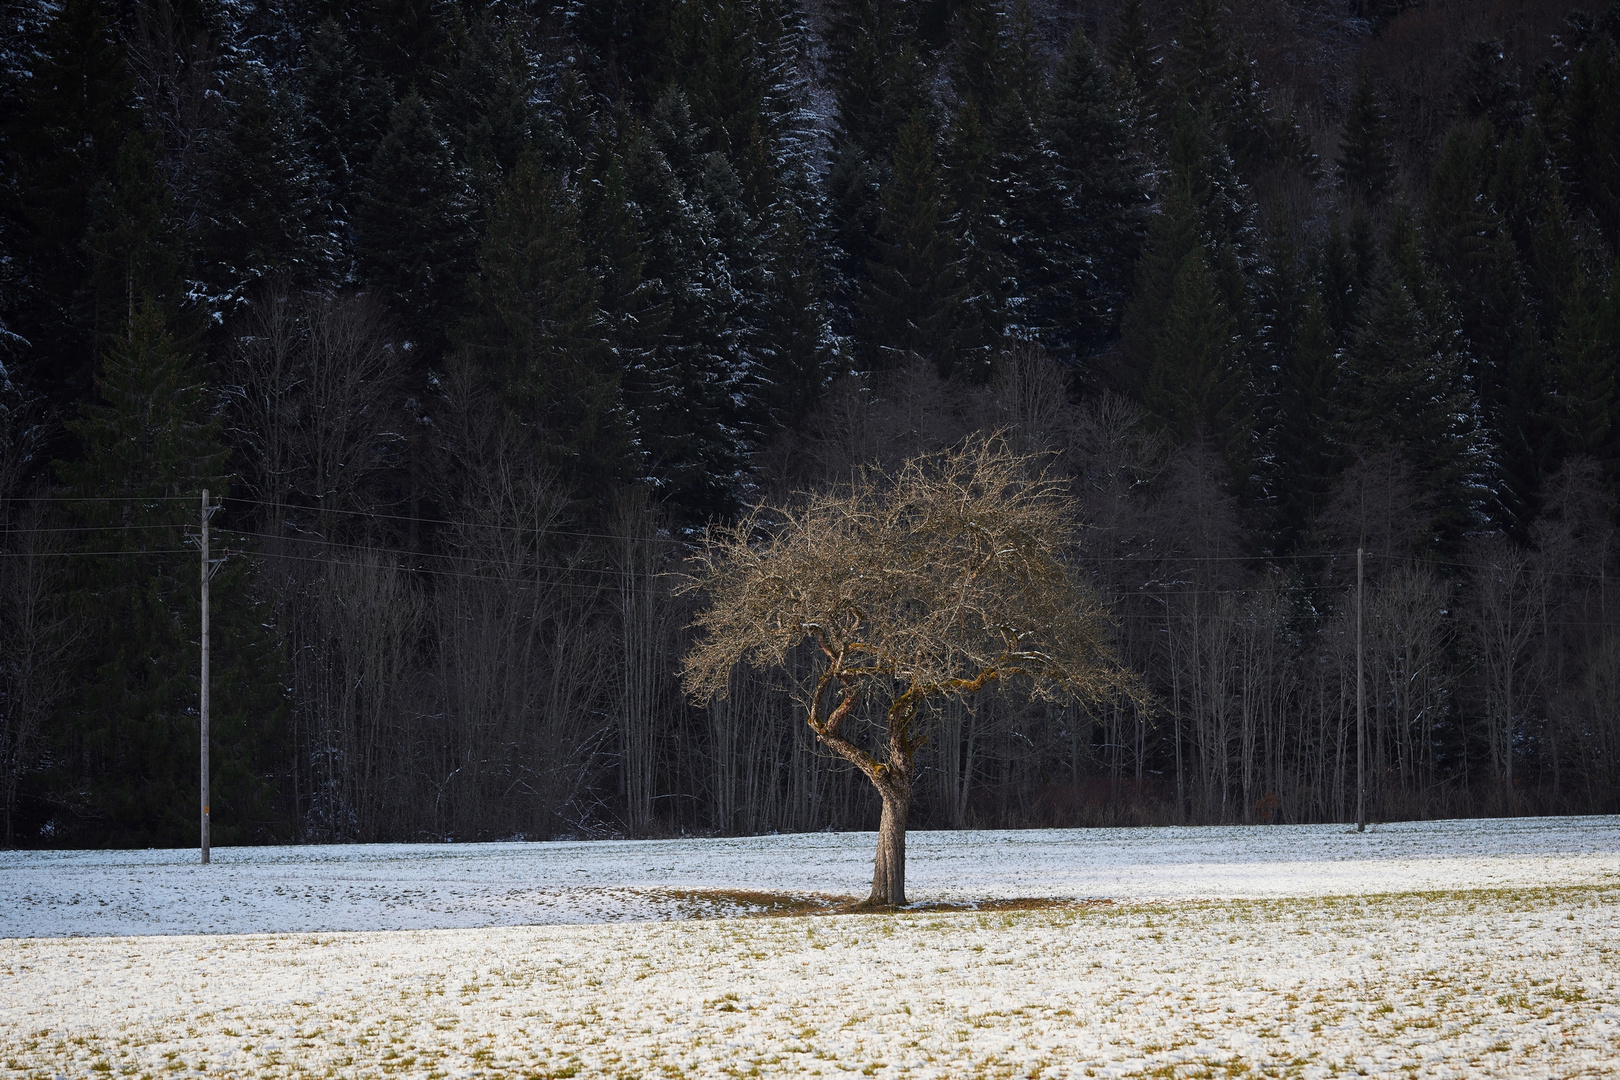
1, 818, 1617, 1077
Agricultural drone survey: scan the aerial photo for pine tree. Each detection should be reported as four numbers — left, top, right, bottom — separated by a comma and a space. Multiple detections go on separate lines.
355, 89, 474, 352
51, 303, 284, 846
1337, 66, 1396, 207
857, 110, 969, 376
1041, 20, 1147, 364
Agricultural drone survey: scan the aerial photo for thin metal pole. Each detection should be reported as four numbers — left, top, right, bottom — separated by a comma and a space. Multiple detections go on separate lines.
1356, 545, 1365, 833
200, 489, 211, 865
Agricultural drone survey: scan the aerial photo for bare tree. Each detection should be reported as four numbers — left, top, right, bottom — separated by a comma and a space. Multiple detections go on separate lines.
1465, 533, 1542, 811
226, 289, 402, 540
297, 549, 422, 840
682, 435, 1136, 905
0, 382, 76, 846
226, 288, 303, 527
612, 487, 674, 835
0, 507, 77, 846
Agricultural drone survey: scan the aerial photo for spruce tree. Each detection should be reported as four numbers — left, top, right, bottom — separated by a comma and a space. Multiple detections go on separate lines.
1106, 0, 1157, 105
1530, 189, 1580, 339
300, 18, 390, 265
198, 62, 332, 307
11, 0, 135, 407
942, 98, 1003, 371
82, 132, 184, 338
441, 12, 544, 185
981, 2, 1048, 347
1556, 16, 1620, 255
1118, 96, 1259, 406
822, 0, 931, 334
1165, 101, 1251, 256
353, 0, 459, 96
577, 125, 665, 406
751, 193, 835, 427
617, 90, 755, 523
52, 303, 284, 846
1552, 264, 1620, 464
1272, 291, 1341, 539
1343, 212, 1485, 550
1337, 66, 1396, 207
1317, 213, 1377, 346
1141, 246, 1249, 459
1041, 21, 1147, 364
1164, 0, 1235, 117
1160, 0, 1308, 176
857, 110, 969, 376
1428, 119, 1552, 537
662, 0, 804, 213
1118, 183, 1201, 397
355, 89, 474, 352
567, 0, 674, 108
464, 155, 623, 487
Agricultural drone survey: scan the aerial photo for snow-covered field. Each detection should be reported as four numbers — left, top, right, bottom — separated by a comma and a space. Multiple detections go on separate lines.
2, 817, 1617, 1078
3, 815, 1616, 936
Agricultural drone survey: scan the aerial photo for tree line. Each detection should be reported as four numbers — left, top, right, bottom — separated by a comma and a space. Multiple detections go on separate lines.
2, 0, 1619, 846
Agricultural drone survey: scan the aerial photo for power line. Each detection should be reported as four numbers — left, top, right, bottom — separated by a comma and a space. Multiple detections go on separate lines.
0, 492, 685, 545
0, 547, 193, 558
5, 493, 1619, 583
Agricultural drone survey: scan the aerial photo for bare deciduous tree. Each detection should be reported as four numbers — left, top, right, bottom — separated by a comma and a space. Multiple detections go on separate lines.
0, 508, 77, 847
227, 289, 402, 540
681, 435, 1136, 905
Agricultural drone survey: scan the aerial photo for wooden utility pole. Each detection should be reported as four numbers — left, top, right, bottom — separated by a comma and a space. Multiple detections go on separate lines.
200, 490, 224, 864
1356, 545, 1365, 834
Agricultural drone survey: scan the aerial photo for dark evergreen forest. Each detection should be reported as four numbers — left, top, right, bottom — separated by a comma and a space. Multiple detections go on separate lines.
3, 0, 1619, 848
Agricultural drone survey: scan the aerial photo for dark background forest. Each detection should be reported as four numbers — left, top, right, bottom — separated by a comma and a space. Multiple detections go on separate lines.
3, 0, 1619, 848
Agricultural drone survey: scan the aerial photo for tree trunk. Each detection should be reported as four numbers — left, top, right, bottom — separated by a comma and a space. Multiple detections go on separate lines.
870, 789, 909, 905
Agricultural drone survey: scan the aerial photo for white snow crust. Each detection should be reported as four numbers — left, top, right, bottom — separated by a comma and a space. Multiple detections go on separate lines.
3, 818, 1616, 1078
3, 815, 1616, 938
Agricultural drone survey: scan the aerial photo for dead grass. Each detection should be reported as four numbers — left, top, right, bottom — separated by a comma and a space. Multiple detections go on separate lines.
658, 889, 1110, 919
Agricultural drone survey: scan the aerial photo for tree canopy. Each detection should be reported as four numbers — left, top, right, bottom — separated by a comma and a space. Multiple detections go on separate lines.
682, 435, 1135, 904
